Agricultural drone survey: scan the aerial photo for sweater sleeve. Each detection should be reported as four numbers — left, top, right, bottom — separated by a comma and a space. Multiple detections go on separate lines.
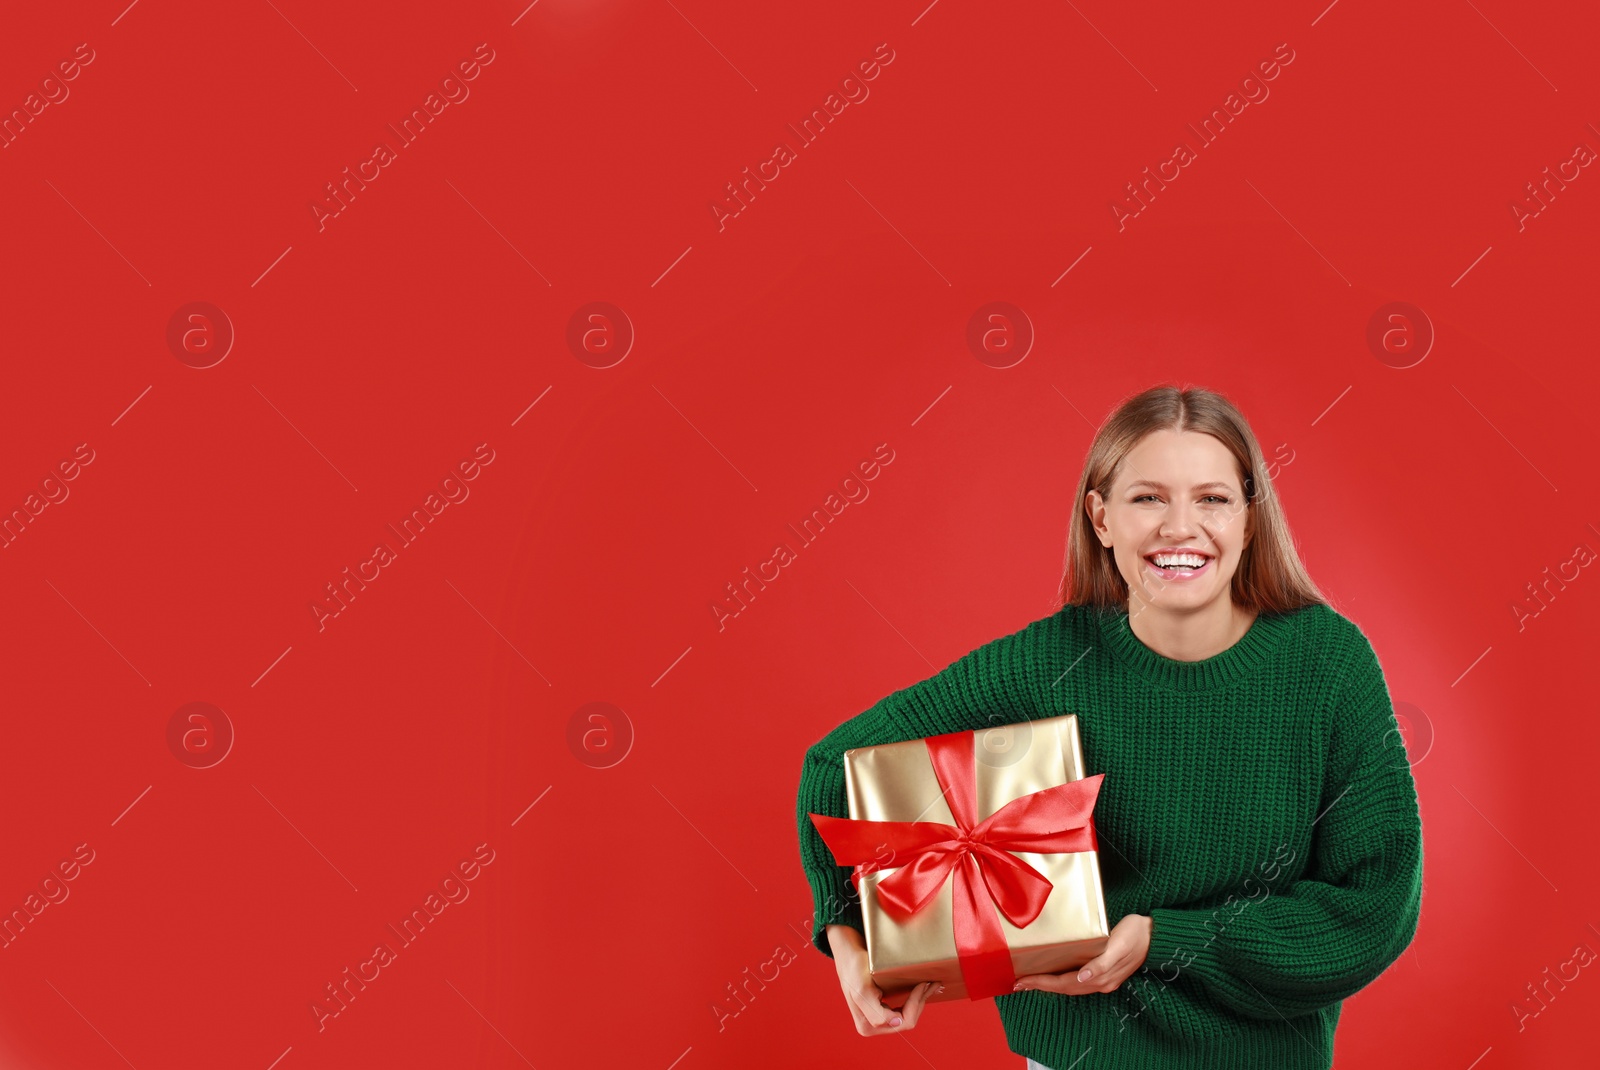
1136, 624, 1424, 1029
794, 619, 1042, 960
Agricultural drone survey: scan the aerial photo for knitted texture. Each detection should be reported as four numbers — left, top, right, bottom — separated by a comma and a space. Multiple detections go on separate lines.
794, 601, 1423, 1070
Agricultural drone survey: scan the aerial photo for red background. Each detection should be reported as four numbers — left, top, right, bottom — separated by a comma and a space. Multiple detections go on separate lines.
1, 1, 1596, 1067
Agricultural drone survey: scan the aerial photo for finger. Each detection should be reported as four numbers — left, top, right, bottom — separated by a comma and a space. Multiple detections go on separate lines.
1075, 948, 1127, 985
898, 982, 938, 1027
852, 982, 901, 1030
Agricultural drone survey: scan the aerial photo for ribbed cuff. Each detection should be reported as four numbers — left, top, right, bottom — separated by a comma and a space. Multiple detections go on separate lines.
1145, 906, 1224, 977
805, 866, 864, 959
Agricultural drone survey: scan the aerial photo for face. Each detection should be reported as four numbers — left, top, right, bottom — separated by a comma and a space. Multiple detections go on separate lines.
1085, 429, 1253, 613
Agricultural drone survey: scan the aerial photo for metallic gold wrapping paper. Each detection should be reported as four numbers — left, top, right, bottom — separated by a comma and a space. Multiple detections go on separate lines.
843, 714, 1109, 1005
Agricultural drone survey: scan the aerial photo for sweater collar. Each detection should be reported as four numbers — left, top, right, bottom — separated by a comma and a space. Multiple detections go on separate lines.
1092, 602, 1290, 691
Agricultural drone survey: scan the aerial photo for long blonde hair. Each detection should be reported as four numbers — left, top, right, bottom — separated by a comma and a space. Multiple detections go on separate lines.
1057, 384, 1326, 613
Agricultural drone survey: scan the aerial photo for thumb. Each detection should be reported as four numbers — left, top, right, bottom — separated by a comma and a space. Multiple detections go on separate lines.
1074, 950, 1114, 983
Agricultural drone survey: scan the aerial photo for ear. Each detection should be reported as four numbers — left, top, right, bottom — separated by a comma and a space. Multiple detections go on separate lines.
1084, 490, 1111, 546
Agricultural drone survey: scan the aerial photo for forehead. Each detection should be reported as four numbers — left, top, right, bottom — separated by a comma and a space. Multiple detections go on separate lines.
1115, 430, 1240, 489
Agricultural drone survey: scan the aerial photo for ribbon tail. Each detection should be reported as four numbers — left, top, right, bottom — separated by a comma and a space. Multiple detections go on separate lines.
950, 853, 1018, 1000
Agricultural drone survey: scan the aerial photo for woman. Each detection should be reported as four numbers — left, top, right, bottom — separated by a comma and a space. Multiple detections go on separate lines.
794, 384, 1424, 1069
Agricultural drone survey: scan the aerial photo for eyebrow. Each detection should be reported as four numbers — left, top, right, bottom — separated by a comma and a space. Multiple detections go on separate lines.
1125, 481, 1235, 492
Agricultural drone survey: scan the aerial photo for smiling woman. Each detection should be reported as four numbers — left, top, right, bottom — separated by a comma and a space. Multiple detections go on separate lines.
795, 383, 1423, 1070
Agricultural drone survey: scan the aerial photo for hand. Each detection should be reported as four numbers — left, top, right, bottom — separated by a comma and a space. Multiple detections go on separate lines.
1011, 913, 1152, 996
825, 924, 941, 1035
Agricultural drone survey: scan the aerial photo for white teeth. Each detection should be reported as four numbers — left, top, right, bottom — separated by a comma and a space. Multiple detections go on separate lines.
1149, 553, 1207, 569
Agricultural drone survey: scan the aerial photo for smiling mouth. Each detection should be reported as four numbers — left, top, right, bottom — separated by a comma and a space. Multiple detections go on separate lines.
1143, 553, 1213, 578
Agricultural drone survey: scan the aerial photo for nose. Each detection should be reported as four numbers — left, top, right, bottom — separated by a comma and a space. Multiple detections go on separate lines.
1159, 498, 1201, 539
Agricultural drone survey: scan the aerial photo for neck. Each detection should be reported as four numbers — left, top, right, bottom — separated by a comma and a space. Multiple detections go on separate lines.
1126, 594, 1257, 662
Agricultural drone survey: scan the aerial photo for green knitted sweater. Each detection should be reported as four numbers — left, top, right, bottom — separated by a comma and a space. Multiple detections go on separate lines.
795, 600, 1423, 1070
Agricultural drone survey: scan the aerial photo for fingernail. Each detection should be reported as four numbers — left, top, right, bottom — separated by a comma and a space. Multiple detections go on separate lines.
1077, 968, 1092, 982
935, 983, 946, 994
890, 1015, 903, 1027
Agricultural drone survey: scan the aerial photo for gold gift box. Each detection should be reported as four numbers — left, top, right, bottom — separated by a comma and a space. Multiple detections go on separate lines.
843, 714, 1109, 1006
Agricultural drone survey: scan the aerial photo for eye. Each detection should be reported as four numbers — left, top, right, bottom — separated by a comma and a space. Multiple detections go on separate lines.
1203, 495, 1231, 504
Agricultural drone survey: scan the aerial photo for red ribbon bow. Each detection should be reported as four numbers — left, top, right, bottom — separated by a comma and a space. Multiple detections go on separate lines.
809, 727, 1104, 1000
